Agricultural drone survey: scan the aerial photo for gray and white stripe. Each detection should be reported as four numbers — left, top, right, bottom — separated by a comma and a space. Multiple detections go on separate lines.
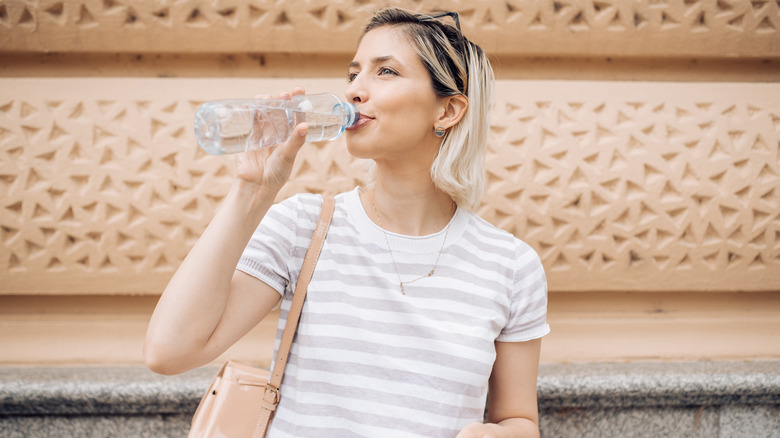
237, 187, 549, 438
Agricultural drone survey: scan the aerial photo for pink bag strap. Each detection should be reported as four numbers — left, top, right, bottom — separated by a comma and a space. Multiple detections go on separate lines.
256, 195, 335, 436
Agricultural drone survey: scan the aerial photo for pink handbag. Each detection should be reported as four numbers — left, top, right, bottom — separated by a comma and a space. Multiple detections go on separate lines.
188, 196, 335, 438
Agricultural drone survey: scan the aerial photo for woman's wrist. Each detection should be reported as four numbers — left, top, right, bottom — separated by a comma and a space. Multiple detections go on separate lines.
227, 179, 278, 220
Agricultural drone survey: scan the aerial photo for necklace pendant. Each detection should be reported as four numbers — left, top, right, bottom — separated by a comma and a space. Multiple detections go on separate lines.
372, 194, 454, 297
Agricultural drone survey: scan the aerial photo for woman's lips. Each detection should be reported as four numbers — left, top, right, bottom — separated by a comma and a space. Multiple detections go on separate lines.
346, 114, 374, 131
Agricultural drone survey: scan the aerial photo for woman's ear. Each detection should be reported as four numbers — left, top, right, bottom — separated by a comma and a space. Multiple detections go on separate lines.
436, 94, 469, 129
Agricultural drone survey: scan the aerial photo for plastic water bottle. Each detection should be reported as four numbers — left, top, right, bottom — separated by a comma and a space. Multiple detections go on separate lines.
193, 93, 360, 155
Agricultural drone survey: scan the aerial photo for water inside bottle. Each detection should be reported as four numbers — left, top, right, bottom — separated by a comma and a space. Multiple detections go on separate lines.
198, 103, 349, 154
211, 106, 246, 153
295, 110, 350, 143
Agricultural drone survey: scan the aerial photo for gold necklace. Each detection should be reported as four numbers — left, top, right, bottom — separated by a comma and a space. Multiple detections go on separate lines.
371, 195, 454, 294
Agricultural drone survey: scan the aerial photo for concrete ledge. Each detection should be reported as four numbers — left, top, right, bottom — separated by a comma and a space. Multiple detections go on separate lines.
2, 361, 779, 437
538, 361, 780, 408
0, 366, 214, 416
536, 361, 780, 438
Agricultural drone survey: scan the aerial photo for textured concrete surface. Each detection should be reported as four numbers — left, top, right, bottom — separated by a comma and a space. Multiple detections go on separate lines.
1, 361, 779, 437
538, 361, 780, 408
0, 415, 191, 438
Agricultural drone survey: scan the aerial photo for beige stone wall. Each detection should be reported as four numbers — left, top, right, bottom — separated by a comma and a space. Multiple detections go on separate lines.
0, 0, 779, 365
2, 78, 778, 294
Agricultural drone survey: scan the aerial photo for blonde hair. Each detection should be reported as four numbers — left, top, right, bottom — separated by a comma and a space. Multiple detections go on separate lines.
362, 7, 495, 210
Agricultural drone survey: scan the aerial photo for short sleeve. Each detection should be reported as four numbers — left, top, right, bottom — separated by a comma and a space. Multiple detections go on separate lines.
497, 240, 550, 342
235, 195, 302, 297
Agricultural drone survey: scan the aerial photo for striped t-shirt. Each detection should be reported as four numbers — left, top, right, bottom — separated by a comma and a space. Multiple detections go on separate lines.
237, 187, 549, 438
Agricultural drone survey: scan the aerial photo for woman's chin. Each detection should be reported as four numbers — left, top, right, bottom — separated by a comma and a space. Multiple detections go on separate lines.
344, 136, 374, 159
345, 143, 373, 160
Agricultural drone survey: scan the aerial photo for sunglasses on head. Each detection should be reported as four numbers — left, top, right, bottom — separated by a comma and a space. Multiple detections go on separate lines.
414, 11, 462, 34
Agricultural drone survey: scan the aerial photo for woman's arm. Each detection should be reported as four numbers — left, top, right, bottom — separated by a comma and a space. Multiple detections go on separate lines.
457, 339, 542, 438
143, 181, 282, 375
144, 91, 309, 375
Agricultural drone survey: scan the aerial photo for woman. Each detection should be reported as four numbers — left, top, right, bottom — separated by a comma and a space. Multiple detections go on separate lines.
145, 7, 549, 438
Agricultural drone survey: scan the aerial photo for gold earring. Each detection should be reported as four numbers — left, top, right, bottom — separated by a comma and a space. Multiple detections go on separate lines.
434, 126, 446, 137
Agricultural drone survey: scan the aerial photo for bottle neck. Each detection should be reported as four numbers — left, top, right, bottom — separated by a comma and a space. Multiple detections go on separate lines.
344, 102, 360, 127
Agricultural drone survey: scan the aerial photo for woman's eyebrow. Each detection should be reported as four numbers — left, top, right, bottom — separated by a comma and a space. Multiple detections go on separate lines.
348, 55, 398, 70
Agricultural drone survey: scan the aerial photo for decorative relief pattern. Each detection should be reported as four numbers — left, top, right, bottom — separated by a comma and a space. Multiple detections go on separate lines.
482, 86, 780, 290
1, 0, 778, 56
0, 79, 778, 293
0, 94, 232, 277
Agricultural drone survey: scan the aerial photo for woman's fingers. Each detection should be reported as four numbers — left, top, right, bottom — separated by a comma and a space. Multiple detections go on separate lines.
276, 123, 308, 167
259, 123, 308, 189
254, 87, 306, 100
237, 87, 309, 188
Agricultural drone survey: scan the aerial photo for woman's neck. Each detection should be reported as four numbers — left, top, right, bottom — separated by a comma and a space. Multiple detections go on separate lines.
362, 169, 455, 236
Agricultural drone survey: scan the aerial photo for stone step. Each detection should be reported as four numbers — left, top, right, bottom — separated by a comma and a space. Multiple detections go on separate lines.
2, 361, 778, 437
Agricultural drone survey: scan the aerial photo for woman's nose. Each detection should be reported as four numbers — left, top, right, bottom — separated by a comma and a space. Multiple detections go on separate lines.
346, 76, 366, 104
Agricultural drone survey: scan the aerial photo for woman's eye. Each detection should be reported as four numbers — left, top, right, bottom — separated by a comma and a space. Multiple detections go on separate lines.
379, 67, 397, 76
347, 72, 358, 82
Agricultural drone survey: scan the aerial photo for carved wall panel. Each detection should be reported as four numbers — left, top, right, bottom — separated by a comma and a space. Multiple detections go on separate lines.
1, 0, 778, 57
0, 78, 778, 294
485, 82, 780, 291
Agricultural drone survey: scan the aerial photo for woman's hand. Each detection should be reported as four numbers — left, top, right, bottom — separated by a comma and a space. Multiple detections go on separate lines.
233, 87, 309, 191
456, 422, 504, 438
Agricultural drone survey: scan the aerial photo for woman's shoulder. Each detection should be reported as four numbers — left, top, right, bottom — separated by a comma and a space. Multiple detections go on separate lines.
465, 211, 542, 262
274, 189, 353, 224
279, 188, 353, 207
277, 191, 322, 208
465, 210, 520, 244
274, 192, 328, 217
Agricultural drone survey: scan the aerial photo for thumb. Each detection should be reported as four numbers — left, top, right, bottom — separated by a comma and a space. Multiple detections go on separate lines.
276, 123, 308, 166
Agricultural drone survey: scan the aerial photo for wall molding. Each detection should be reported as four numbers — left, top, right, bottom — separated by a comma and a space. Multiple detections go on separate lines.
0, 0, 778, 57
